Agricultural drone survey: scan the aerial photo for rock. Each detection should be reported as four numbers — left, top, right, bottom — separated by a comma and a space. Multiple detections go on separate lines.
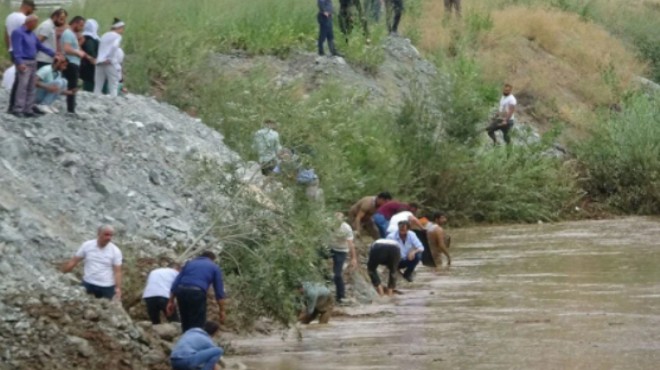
149, 170, 161, 185
219, 359, 248, 370
161, 218, 191, 233
83, 309, 100, 321
151, 323, 180, 341
142, 350, 165, 365
67, 336, 95, 358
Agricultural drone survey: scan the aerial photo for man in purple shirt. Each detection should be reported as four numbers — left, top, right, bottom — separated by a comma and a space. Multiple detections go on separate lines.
167, 251, 226, 332
373, 201, 418, 238
11, 15, 55, 117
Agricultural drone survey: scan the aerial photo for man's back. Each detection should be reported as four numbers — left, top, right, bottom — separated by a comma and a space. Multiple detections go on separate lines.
253, 128, 280, 163
173, 257, 224, 299
348, 196, 376, 219
6, 12, 26, 51
171, 328, 214, 357
143, 267, 179, 299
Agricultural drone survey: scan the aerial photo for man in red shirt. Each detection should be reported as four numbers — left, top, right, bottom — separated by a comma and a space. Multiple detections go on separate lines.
373, 201, 418, 238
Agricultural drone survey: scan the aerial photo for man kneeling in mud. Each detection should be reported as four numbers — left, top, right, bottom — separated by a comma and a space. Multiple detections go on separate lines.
298, 282, 334, 324
367, 239, 401, 296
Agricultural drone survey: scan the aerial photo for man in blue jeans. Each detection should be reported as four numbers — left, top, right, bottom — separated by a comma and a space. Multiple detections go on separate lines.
170, 321, 224, 370
387, 220, 424, 282
167, 251, 226, 332
330, 212, 358, 304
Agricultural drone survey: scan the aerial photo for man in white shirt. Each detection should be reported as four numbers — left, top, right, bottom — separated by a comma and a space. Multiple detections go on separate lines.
2, 66, 15, 91
5, 0, 35, 113
386, 220, 424, 282
329, 212, 357, 304
385, 204, 424, 234
36, 8, 68, 69
143, 263, 181, 325
487, 83, 517, 145
252, 119, 283, 175
61, 225, 123, 300
94, 18, 125, 97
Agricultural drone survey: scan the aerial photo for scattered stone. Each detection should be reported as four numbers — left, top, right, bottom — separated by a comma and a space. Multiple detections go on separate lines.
83, 309, 100, 322
67, 336, 95, 358
152, 323, 180, 341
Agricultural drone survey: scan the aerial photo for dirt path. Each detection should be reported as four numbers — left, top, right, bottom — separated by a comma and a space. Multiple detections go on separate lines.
228, 217, 660, 370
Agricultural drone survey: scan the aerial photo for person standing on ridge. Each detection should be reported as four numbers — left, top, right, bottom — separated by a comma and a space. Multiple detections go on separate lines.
384, 0, 404, 35
167, 251, 226, 332
487, 83, 517, 145
35, 8, 67, 70
11, 15, 55, 118
95, 18, 125, 97
5, 0, 36, 113
61, 225, 123, 300
317, 0, 339, 56
80, 19, 101, 92
61, 15, 91, 114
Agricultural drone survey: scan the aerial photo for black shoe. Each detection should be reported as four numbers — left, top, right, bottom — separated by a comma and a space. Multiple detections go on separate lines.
403, 273, 414, 283
22, 112, 36, 118
32, 106, 46, 115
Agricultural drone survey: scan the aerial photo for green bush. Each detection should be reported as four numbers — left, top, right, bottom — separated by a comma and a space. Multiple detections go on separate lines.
575, 93, 660, 213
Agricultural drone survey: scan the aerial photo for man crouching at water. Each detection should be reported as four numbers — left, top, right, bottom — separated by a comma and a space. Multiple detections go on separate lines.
367, 239, 401, 296
298, 282, 334, 324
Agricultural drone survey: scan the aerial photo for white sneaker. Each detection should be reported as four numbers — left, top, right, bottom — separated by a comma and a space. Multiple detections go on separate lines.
37, 105, 54, 114
50, 105, 60, 113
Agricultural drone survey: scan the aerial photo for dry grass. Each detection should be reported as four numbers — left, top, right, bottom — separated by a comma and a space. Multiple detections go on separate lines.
416, 1, 646, 130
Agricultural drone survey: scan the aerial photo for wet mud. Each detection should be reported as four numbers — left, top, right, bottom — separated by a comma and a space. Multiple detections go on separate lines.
229, 217, 660, 369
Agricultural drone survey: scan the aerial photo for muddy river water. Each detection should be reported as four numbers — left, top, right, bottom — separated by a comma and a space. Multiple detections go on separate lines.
229, 217, 660, 369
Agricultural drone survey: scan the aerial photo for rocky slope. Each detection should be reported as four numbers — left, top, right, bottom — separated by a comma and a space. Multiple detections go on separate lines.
0, 89, 265, 369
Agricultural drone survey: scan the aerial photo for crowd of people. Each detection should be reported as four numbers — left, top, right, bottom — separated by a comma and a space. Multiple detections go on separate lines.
3, 0, 126, 117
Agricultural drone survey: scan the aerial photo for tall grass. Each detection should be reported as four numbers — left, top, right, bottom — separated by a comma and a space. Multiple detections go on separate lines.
574, 93, 660, 214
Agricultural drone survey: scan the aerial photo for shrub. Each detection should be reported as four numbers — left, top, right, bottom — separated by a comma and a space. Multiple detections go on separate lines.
574, 93, 660, 213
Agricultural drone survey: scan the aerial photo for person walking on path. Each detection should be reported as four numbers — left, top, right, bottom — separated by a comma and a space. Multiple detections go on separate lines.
317, 0, 339, 56
384, 0, 404, 35
80, 19, 100, 92
348, 192, 392, 240
298, 282, 334, 324
10, 15, 55, 118
387, 220, 424, 282
94, 18, 125, 97
330, 212, 358, 304
35, 57, 69, 113
61, 225, 123, 300
167, 251, 226, 332
426, 211, 451, 268
170, 321, 224, 370
61, 15, 90, 114
367, 239, 401, 296
35, 8, 67, 70
252, 119, 282, 175
444, 0, 461, 17
487, 83, 517, 145
143, 262, 181, 325
5, 0, 36, 113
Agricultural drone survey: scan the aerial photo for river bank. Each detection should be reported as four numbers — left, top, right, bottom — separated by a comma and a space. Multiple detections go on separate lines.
226, 217, 660, 370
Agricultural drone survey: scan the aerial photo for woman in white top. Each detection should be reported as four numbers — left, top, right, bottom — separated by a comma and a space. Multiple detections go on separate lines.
94, 17, 125, 97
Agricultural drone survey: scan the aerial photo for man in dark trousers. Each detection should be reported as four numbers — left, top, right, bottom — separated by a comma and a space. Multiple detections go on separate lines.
317, 0, 339, 56
167, 251, 226, 332
385, 0, 404, 35
10, 15, 55, 117
367, 239, 401, 296
338, 0, 369, 40
60, 15, 90, 114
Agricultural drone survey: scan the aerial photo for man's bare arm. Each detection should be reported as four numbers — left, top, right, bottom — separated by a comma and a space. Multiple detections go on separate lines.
61, 256, 83, 273
353, 210, 365, 235
113, 265, 122, 299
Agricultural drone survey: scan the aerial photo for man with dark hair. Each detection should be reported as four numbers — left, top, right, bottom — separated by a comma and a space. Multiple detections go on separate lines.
170, 321, 224, 370
387, 220, 424, 282
426, 211, 451, 268
143, 262, 181, 325
60, 15, 91, 114
4, 0, 35, 113
384, 0, 404, 35
348, 191, 392, 239
35, 8, 67, 69
167, 251, 226, 332
367, 239, 401, 296
10, 15, 55, 118
35, 56, 69, 113
487, 83, 517, 145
